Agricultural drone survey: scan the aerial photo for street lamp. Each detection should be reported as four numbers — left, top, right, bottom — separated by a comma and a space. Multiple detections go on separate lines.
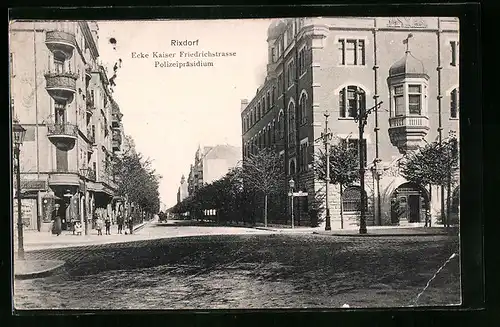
354, 90, 383, 235
289, 178, 295, 229
13, 118, 27, 260
80, 167, 90, 235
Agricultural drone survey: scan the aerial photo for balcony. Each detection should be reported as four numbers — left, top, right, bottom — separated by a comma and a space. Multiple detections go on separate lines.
45, 72, 78, 102
112, 140, 122, 152
45, 30, 76, 59
82, 168, 96, 181
48, 171, 80, 187
86, 95, 95, 116
388, 115, 430, 154
111, 113, 122, 128
85, 65, 92, 82
47, 122, 78, 150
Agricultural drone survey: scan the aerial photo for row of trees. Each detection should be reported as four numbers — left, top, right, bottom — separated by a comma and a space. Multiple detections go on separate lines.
113, 135, 162, 221
171, 137, 459, 227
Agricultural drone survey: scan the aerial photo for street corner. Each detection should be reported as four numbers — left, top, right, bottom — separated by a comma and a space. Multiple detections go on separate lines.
14, 259, 66, 280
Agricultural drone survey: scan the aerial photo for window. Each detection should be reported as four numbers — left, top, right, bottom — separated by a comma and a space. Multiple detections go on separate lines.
450, 88, 459, 119
271, 86, 276, 106
450, 41, 459, 66
271, 47, 277, 63
298, 47, 307, 76
340, 138, 367, 167
299, 93, 308, 125
339, 86, 366, 118
266, 92, 271, 111
289, 159, 296, 175
342, 187, 367, 212
394, 85, 405, 117
408, 85, 422, 115
287, 60, 295, 88
54, 52, 65, 73
272, 121, 276, 144
279, 112, 285, 139
288, 103, 296, 147
299, 141, 309, 171
286, 25, 294, 48
55, 101, 66, 124
339, 39, 366, 66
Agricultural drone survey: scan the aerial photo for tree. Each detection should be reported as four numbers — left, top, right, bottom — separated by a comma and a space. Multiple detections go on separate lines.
239, 148, 285, 227
314, 139, 359, 229
114, 135, 162, 221
399, 137, 459, 227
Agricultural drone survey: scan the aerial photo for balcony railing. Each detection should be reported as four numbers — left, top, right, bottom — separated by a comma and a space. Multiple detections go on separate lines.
45, 30, 76, 58
389, 115, 429, 128
83, 168, 97, 181
47, 122, 78, 138
45, 71, 78, 101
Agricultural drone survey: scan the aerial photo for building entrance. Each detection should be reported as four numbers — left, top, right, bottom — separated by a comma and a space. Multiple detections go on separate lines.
390, 182, 429, 225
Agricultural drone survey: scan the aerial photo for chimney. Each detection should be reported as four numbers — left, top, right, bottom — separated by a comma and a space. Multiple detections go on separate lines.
240, 99, 249, 113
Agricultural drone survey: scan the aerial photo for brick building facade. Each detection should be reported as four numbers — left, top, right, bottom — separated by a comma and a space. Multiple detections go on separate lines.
241, 17, 459, 228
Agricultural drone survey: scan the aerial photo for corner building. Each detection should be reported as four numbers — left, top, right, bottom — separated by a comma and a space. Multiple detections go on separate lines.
241, 17, 459, 228
10, 21, 124, 232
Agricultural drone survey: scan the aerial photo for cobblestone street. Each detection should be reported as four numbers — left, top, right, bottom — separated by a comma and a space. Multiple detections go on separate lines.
14, 224, 461, 310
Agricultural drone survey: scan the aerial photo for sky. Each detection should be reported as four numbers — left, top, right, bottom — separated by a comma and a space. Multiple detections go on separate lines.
97, 19, 272, 209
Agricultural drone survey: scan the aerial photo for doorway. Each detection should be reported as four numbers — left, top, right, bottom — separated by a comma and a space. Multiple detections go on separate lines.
390, 182, 429, 225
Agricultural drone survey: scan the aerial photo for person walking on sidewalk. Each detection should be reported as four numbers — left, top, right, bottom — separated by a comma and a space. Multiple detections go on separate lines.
117, 213, 124, 234
105, 215, 111, 235
128, 216, 133, 235
51, 204, 62, 236
96, 216, 103, 236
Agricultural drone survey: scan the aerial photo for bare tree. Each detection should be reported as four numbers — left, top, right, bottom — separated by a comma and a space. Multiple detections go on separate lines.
239, 148, 285, 227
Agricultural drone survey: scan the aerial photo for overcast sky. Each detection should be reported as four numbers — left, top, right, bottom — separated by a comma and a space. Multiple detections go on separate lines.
97, 19, 272, 208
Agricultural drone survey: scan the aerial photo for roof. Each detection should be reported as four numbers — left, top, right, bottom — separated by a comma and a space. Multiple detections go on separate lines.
267, 19, 288, 40
389, 51, 428, 78
204, 144, 241, 160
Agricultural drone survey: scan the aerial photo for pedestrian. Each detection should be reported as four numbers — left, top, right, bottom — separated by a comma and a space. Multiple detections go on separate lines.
96, 216, 103, 236
128, 216, 133, 235
105, 215, 111, 235
117, 213, 123, 234
51, 204, 62, 236
74, 221, 83, 236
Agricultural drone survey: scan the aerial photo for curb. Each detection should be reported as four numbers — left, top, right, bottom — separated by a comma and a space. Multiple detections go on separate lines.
312, 231, 451, 237
132, 222, 147, 233
254, 227, 279, 232
15, 260, 66, 280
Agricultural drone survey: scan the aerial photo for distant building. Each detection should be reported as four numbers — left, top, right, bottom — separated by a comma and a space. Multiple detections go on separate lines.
187, 144, 242, 195
176, 175, 189, 203
241, 17, 459, 228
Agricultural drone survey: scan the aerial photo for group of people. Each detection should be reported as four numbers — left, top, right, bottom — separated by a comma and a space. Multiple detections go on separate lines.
50, 204, 134, 236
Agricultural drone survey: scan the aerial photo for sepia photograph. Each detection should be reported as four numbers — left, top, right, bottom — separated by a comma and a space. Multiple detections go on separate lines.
10, 16, 461, 310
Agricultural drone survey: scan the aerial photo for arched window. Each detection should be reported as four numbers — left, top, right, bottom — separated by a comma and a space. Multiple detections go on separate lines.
278, 111, 285, 139
339, 86, 366, 118
289, 159, 296, 175
299, 92, 308, 125
450, 88, 459, 119
272, 121, 276, 144
288, 102, 296, 147
342, 186, 367, 212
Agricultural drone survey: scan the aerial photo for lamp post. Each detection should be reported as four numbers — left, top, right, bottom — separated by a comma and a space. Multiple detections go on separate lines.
289, 178, 295, 229
323, 111, 333, 231
80, 167, 90, 235
354, 91, 383, 235
13, 118, 27, 260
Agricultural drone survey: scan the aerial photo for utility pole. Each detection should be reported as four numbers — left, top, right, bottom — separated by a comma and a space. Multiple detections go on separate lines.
354, 91, 383, 235
322, 111, 333, 231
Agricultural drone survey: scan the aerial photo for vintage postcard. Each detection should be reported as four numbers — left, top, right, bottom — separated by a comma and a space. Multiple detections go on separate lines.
10, 17, 460, 310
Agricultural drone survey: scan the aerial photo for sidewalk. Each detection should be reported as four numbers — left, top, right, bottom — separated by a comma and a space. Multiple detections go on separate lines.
255, 224, 457, 236
15, 221, 149, 252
